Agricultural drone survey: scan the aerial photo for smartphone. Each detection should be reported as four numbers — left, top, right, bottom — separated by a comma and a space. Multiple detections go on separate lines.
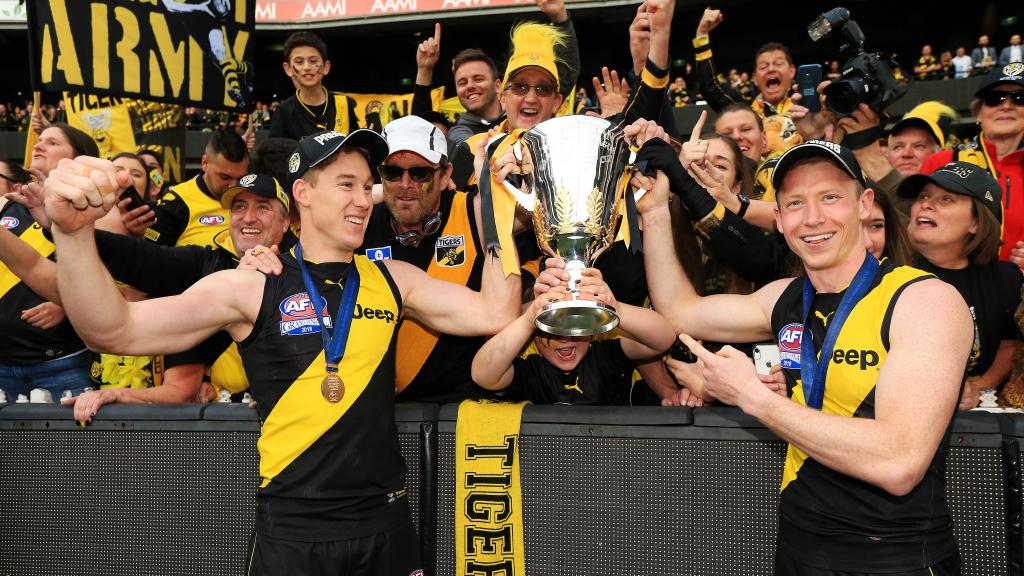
752, 344, 781, 376
118, 185, 148, 212
668, 339, 697, 364
797, 64, 823, 113
148, 168, 164, 189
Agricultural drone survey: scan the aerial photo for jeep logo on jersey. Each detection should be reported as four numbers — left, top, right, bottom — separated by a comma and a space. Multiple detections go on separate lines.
198, 214, 225, 226
435, 234, 465, 267
353, 303, 396, 324
778, 323, 803, 369
0, 216, 19, 229
279, 292, 332, 336
366, 246, 392, 261
831, 348, 880, 371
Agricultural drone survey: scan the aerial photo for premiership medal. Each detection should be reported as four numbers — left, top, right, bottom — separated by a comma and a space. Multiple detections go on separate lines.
321, 365, 345, 403
295, 242, 361, 404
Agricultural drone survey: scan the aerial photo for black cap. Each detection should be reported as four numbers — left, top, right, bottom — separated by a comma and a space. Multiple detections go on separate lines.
286, 129, 390, 186
898, 161, 1003, 223
770, 139, 866, 192
975, 62, 1024, 96
221, 174, 290, 213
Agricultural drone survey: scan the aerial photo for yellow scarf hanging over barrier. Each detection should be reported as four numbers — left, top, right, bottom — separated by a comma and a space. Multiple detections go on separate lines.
455, 400, 529, 576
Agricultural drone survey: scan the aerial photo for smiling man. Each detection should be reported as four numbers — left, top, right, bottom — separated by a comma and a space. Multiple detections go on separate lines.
46, 128, 518, 574
363, 115, 521, 401
637, 137, 972, 575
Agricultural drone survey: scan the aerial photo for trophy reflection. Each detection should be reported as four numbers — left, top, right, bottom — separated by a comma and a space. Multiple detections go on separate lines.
516, 116, 632, 336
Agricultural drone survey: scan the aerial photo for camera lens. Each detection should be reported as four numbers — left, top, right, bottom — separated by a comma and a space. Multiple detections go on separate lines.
823, 80, 862, 116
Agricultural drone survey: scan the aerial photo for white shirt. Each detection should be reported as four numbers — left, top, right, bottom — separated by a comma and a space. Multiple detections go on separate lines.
952, 55, 973, 78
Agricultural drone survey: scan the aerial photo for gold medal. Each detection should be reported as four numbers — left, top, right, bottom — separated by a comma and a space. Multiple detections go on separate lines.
321, 364, 344, 403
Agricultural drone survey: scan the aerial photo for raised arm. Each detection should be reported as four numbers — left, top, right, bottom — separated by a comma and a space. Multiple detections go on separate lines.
386, 251, 520, 337
44, 156, 260, 356
471, 295, 553, 390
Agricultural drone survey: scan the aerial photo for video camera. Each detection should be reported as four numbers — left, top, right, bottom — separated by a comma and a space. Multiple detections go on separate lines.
808, 7, 909, 117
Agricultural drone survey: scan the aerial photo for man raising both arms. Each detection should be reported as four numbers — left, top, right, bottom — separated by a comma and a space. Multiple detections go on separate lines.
43, 130, 518, 575
630, 132, 972, 574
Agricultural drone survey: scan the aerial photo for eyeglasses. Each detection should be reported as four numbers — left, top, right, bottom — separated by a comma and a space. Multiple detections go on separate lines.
980, 90, 1024, 107
505, 82, 557, 98
379, 165, 438, 183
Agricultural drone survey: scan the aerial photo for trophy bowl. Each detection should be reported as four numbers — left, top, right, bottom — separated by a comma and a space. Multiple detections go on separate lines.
518, 116, 632, 336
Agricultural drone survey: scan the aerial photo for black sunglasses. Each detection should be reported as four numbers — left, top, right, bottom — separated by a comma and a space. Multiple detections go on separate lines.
0, 173, 15, 184
980, 90, 1024, 107
379, 165, 438, 183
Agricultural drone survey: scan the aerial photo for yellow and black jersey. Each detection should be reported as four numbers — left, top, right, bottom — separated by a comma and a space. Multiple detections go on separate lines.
361, 189, 488, 402
269, 90, 359, 140
238, 253, 407, 541
144, 175, 229, 248
0, 202, 86, 364
769, 259, 959, 572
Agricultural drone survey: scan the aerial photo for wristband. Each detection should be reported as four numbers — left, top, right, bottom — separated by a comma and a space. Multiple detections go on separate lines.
736, 194, 750, 219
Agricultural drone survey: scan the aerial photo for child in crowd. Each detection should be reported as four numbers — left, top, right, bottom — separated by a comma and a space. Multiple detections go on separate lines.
472, 258, 676, 404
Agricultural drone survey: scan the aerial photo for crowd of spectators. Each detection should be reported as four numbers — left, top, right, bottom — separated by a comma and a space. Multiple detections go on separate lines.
914, 33, 1023, 80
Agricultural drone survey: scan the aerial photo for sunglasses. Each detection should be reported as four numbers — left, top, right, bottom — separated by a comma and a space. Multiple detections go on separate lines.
378, 165, 438, 183
980, 90, 1024, 107
505, 82, 557, 98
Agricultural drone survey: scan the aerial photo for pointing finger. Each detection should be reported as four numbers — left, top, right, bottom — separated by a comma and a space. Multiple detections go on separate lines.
689, 110, 707, 143
679, 334, 717, 364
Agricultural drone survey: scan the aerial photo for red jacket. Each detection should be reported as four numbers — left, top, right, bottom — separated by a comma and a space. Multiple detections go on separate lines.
921, 134, 1024, 262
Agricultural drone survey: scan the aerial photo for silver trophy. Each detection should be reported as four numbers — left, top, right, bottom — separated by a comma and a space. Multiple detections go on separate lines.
513, 116, 633, 336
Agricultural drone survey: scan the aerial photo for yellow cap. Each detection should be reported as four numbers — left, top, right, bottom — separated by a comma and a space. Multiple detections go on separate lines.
502, 22, 566, 90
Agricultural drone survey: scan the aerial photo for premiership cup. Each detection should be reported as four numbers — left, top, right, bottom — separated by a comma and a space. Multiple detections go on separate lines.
516, 116, 633, 336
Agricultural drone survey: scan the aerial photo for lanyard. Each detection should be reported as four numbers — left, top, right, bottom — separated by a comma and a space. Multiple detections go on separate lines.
800, 253, 879, 410
294, 242, 361, 376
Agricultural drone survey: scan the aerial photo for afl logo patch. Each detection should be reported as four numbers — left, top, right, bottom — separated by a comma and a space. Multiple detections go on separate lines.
777, 323, 803, 369
435, 234, 465, 267
0, 216, 19, 229
288, 152, 301, 174
198, 214, 225, 226
239, 174, 257, 187
279, 292, 332, 336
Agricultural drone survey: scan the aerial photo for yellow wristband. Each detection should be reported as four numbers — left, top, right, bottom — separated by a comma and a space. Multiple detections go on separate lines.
692, 34, 710, 49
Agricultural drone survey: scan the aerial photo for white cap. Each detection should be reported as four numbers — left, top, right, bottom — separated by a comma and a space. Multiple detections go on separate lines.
382, 115, 447, 164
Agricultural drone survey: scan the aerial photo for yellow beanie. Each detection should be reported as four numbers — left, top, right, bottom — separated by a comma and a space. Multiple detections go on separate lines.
890, 101, 958, 148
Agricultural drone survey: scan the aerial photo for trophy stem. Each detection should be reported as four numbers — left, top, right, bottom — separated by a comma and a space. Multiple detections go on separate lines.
565, 260, 585, 298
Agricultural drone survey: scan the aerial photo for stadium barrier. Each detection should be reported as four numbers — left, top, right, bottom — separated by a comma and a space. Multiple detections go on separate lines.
0, 403, 1014, 575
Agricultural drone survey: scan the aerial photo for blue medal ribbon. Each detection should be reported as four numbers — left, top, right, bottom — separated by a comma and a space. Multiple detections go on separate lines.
294, 242, 361, 376
799, 253, 879, 410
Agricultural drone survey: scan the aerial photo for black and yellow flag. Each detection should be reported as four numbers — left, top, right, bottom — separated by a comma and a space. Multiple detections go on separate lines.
64, 92, 186, 184
27, 0, 255, 111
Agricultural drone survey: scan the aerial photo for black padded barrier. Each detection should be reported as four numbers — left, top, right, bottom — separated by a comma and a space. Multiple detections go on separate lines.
0, 403, 432, 576
0, 403, 1017, 575
438, 406, 1009, 576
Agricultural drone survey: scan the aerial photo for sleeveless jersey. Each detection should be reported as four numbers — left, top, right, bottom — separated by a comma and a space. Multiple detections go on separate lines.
361, 189, 485, 401
770, 260, 958, 571
0, 202, 85, 364
238, 253, 407, 541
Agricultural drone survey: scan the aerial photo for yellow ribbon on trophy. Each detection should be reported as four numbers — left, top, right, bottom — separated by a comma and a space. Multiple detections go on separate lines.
455, 400, 529, 576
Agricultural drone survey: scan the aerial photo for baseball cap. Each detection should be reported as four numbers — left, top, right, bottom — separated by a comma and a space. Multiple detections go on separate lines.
381, 115, 448, 164
286, 129, 390, 185
975, 62, 1024, 96
898, 161, 1003, 223
770, 140, 867, 192
221, 174, 290, 213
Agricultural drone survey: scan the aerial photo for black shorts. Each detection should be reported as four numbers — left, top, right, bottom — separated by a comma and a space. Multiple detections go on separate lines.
247, 522, 423, 576
774, 547, 961, 576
